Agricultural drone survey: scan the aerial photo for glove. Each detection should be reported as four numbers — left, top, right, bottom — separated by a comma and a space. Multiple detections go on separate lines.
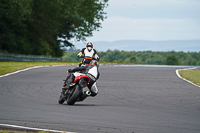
77, 55, 84, 58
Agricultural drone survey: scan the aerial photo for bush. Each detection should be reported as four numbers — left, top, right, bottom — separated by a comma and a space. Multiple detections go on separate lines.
166, 54, 179, 65
197, 60, 200, 66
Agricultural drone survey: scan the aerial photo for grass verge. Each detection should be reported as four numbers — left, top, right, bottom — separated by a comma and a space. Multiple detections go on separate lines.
0, 130, 49, 133
179, 70, 200, 86
0, 61, 79, 76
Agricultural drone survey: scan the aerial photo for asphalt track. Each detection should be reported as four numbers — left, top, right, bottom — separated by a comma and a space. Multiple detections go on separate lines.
0, 65, 200, 133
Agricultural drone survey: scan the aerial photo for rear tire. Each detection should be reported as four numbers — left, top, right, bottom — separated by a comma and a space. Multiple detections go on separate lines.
67, 85, 81, 105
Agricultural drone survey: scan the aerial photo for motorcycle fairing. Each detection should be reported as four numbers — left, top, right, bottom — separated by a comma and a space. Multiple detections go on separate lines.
73, 72, 90, 83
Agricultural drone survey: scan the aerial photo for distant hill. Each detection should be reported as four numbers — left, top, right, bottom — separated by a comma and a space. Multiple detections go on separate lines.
74, 40, 200, 52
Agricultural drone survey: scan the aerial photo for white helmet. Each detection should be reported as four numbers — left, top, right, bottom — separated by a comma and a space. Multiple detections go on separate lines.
86, 42, 93, 48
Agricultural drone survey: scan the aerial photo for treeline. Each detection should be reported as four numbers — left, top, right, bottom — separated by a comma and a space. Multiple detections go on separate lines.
62, 50, 200, 66
0, 0, 108, 57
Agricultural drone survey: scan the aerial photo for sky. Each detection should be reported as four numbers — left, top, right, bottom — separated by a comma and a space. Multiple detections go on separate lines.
84, 0, 200, 42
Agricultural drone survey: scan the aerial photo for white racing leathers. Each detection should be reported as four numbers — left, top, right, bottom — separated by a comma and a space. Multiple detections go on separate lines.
90, 82, 98, 96
86, 66, 98, 96
77, 48, 99, 64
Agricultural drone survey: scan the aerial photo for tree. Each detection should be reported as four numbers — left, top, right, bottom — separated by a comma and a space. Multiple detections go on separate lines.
0, 0, 33, 53
130, 56, 137, 63
0, 0, 108, 57
166, 54, 179, 65
62, 50, 199, 66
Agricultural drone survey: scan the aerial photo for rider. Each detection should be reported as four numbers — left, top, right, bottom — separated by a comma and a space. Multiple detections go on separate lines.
77, 42, 100, 66
62, 60, 100, 98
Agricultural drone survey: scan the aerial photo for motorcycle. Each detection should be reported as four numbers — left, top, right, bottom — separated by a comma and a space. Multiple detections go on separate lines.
58, 72, 90, 105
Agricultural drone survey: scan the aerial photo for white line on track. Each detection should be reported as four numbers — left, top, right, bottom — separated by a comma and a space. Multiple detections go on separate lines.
176, 67, 200, 88
0, 123, 76, 133
0, 66, 45, 78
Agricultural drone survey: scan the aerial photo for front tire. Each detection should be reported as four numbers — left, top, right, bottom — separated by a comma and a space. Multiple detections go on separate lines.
58, 95, 65, 104
67, 85, 81, 105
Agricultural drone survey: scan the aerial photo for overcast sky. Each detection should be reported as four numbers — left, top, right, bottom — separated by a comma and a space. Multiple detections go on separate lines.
85, 0, 200, 42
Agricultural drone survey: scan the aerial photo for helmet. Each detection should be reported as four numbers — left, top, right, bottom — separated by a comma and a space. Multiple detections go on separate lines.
90, 60, 99, 68
86, 42, 93, 48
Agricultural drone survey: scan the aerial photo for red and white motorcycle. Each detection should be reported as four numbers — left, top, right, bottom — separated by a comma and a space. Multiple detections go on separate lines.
58, 72, 90, 105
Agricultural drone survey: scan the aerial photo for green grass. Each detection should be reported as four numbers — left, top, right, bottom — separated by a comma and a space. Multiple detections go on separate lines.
0, 61, 79, 75
179, 70, 200, 86
0, 130, 49, 133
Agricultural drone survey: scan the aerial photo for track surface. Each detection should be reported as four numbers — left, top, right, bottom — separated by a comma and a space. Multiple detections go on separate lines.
0, 65, 200, 133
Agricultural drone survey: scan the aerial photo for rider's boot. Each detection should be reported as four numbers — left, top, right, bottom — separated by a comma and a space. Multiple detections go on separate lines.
63, 82, 66, 87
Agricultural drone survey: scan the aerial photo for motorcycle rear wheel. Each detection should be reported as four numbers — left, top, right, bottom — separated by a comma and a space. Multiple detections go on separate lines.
67, 85, 81, 105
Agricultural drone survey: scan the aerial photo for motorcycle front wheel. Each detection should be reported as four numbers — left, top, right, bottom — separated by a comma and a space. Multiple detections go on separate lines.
67, 85, 82, 105
58, 95, 65, 104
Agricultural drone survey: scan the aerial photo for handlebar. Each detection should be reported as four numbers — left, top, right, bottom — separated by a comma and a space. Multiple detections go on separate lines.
78, 56, 99, 61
